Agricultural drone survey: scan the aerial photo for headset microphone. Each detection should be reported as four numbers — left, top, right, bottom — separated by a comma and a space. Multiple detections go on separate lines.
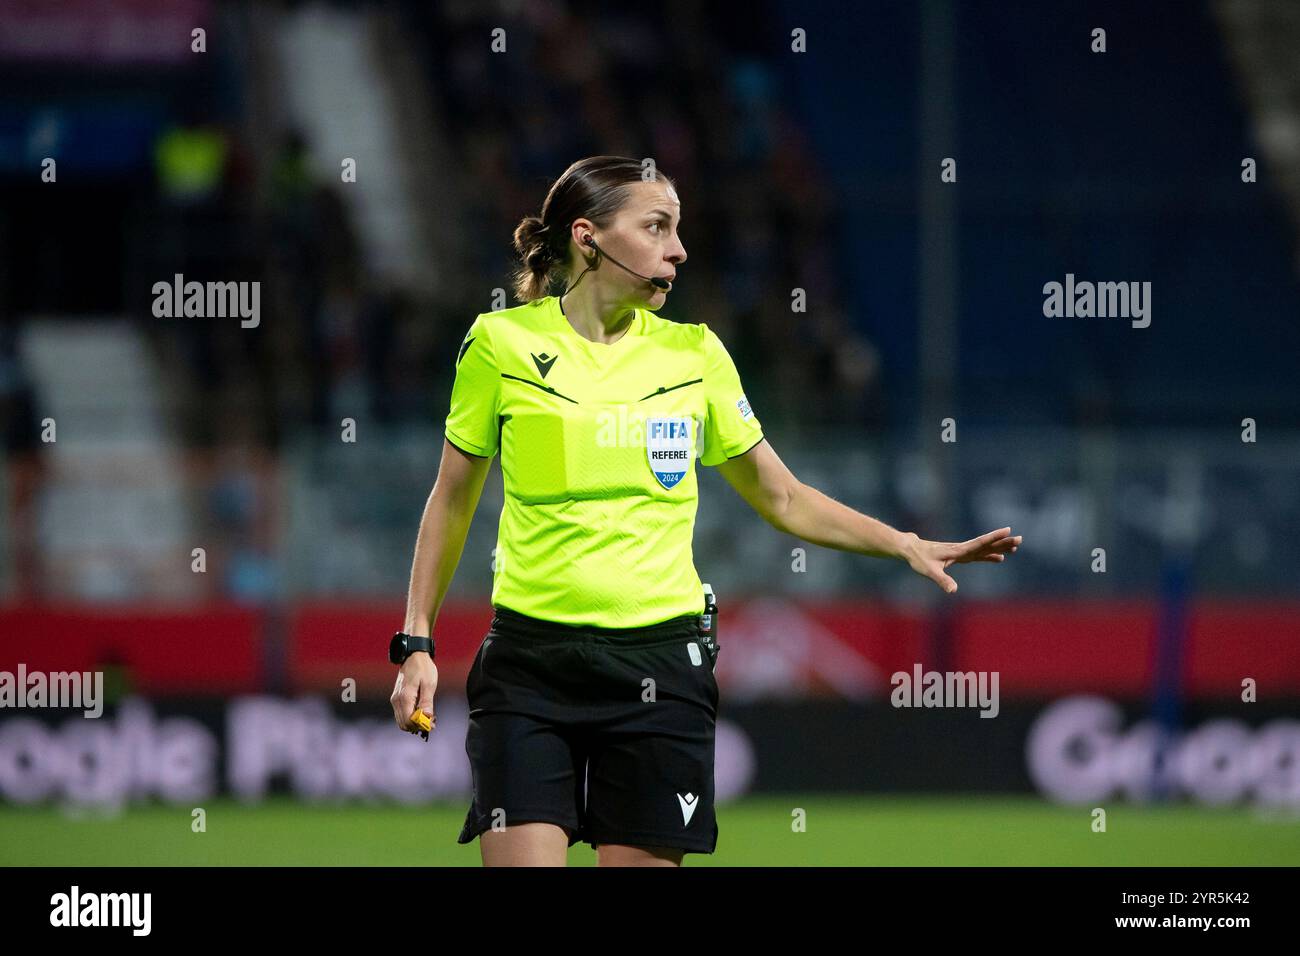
584, 235, 671, 290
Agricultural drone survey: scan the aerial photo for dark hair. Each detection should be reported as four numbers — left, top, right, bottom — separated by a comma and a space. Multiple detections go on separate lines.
512, 155, 676, 302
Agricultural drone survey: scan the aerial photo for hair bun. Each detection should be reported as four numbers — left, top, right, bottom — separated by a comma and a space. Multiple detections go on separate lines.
513, 214, 554, 262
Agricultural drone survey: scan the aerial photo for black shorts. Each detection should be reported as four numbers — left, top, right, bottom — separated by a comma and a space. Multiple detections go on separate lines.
457, 603, 720, 854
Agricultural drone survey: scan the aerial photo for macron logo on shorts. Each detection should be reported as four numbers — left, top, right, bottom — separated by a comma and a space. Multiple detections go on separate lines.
677, 791, 698, 825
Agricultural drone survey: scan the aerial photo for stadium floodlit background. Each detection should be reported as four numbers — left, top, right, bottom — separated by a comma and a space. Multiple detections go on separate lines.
2, 0, 1299, 866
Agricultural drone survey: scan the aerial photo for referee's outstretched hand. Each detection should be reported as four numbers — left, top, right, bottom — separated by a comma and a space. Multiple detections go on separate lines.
390, 651, 438, 736
900, 527, 1021, 594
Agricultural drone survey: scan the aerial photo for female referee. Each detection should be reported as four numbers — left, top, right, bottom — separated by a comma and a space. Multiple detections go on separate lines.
389, 155, 1021, 867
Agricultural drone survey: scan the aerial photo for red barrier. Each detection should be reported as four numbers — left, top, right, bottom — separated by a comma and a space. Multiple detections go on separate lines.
0, 603, 263, 692
956, 600, 1157, 695
286, 601, 493, 692
956, 600, 1300, 695
3, 599, 1296, 698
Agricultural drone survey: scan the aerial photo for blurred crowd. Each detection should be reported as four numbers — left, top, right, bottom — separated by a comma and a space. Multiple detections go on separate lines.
2, 2, 882, 465
406, 1, 884, 436
0, 0, 884, 601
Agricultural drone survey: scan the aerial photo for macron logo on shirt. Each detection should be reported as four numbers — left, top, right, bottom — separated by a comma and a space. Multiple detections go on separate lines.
531, 352, 557, 379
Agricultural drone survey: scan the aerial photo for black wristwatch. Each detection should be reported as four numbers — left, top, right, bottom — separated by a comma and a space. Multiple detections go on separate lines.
389, 631, 436, 665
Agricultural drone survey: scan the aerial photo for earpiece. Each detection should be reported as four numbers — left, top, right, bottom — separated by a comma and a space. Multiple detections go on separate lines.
572, 233, 670, 291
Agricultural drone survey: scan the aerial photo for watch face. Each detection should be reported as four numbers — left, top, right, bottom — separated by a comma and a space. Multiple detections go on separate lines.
390, 633, 407, 663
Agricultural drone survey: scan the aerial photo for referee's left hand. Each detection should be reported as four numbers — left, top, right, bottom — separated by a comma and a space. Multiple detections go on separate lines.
390, 651, 438, 735
900, 527, 1021, 594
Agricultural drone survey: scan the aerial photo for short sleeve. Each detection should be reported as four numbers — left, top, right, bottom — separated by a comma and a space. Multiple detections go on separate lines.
444, 314, 500, 458
699, 324, 764, 466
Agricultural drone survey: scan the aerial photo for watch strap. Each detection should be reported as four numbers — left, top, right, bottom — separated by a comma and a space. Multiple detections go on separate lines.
404, 634, 435, 659
391, 631, 436, 664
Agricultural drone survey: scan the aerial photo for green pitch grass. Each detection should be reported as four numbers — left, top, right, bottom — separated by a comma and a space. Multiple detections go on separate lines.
2, 795, 1296, 866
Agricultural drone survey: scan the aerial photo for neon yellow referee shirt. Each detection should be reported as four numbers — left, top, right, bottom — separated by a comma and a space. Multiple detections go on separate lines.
444, 294, 765, 628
